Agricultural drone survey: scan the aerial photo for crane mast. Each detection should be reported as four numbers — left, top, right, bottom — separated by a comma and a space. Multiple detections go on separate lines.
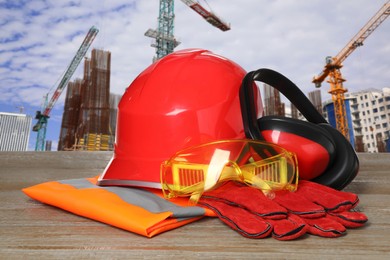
145, 0, 230, 61
145, 0, 179, 61
313, 1, 390, 140
33, 26, 99, 151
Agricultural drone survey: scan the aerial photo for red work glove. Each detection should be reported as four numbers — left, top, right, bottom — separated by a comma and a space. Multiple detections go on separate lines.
273, 180, 368, 237
199, 181, 368, 240
199, 181, 307, 240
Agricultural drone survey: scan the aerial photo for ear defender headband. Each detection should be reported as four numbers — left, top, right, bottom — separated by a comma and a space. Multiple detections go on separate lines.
239, 68, 359, 190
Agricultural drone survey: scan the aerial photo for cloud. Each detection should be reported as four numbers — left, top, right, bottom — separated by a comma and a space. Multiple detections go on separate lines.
1, 0, 389, 150
3, 0, 388, 102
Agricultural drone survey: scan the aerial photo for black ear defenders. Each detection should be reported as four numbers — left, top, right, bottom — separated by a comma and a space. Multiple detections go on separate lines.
239, 68, 359, 190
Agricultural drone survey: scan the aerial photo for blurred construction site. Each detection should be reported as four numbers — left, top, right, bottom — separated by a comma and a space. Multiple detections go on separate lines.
0, 1, 388, 153
57, 49, 120, 151
263, 84, 323, 118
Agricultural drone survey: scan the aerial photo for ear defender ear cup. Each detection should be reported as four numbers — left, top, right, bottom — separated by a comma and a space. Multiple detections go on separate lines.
312, 124, 359, 190
239, 68, 359, 190
257, 116, 336, 180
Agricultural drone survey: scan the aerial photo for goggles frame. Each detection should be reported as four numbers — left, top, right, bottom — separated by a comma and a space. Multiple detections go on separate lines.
161, 139, 298, 203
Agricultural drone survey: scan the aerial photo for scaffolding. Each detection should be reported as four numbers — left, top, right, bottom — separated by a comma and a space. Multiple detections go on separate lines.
58, 79, 82, 151
58, 49, 114, 151
77, 49, 111, 137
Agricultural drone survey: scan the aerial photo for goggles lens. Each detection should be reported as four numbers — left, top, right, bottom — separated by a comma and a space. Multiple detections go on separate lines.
161, 139, 298, 203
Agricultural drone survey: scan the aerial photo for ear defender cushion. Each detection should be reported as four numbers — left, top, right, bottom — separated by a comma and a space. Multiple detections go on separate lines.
311, 124, 359, 190
258, 116, 336, 180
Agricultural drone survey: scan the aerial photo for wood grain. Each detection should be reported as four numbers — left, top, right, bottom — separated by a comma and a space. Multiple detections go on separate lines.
1, 152, 389, 259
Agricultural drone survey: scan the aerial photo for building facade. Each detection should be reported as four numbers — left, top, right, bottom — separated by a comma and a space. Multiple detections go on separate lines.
324, 99, 355, 148
347, 88, 390, 153
263, 83, 285, 116
324, 88, 390, 153
0, 112, 32, 151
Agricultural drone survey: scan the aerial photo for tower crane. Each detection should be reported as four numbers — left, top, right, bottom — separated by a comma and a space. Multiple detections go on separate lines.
313, 1, 390, 140
145, 0, 230, 61
33, 26, 99, 151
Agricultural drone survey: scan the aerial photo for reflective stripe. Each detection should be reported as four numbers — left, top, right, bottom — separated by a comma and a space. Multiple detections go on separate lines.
59, 179, 205, 218
97, 178, 162, 189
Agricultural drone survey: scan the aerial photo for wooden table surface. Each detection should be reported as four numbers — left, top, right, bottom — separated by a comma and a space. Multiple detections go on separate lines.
1, 151, 389, 259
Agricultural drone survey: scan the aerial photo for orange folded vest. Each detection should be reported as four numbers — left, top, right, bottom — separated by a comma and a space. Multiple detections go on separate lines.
22, 176, 215, 237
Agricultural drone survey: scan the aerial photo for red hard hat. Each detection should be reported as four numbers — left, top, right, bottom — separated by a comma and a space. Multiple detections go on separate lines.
98, 49, 262, 188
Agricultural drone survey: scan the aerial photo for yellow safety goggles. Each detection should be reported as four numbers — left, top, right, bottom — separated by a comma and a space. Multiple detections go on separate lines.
160, 139, 299, 204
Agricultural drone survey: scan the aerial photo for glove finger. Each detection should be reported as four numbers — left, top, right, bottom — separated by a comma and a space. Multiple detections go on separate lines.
273, 190, 325, 218
302, 215, 346, 238
203, 181, 287, 219
298, 180, 359, 212
199, 198, 272, 239
269, 214, 307, 241
327, 211, 368, 228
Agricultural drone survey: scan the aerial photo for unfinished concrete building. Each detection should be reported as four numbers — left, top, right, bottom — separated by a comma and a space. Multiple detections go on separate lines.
308, 89, 323, 116
287, 90, 323, 121
58, 79, 83, 150
58, 49, 115, 151
290, 103, 298, 119
263, 83, 285, 116
109, 93, 121, 138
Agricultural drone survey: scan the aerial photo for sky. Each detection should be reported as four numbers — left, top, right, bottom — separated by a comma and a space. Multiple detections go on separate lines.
1, 0, 389, 151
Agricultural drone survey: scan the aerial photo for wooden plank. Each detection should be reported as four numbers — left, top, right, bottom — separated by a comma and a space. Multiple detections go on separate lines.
1, 152, 389, 259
